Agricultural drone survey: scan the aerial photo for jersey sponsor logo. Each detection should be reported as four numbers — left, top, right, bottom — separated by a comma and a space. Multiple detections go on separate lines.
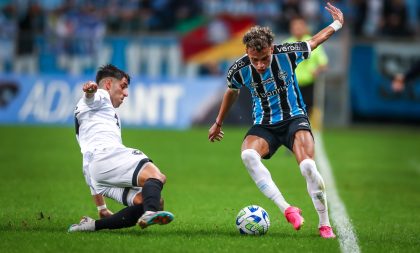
251, 79, 292, 98
237, 60, 245, 67
227, 60, 247, 79
251, 76, 276, 88
279, 43, 302, 53
250, 82, 259, 88
252, 86, 285, 98
261, 77, 274, 86
114, 113, 120, 128
227, 69, 234, 79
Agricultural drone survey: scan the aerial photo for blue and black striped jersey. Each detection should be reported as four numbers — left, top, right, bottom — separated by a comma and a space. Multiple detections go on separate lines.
227, 41, 311, 125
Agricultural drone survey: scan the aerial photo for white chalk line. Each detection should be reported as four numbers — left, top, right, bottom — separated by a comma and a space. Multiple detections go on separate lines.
314, 131, 360, 253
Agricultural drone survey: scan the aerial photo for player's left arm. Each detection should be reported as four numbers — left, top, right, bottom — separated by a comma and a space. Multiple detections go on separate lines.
308, 2, 344, 51
93, 194, 114, 219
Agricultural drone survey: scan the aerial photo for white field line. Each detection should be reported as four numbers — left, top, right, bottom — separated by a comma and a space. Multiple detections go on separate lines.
314, 131, 360, 253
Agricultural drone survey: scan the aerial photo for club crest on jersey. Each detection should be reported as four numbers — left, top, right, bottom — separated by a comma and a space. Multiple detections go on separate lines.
278, 70, 288, 82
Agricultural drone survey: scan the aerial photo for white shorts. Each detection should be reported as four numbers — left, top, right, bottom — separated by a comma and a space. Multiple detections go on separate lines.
85, 146, 152, 206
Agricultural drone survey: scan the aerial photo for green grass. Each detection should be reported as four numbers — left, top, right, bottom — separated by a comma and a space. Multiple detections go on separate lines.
0, 125, 419, 253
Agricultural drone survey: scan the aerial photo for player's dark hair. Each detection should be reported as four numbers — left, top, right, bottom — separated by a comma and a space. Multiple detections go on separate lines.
95, 64, 131, 85
242, 26, 274, 52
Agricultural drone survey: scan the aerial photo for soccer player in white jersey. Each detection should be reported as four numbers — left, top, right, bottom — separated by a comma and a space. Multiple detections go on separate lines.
69, 64, 174, 232
208, 3, 343, 238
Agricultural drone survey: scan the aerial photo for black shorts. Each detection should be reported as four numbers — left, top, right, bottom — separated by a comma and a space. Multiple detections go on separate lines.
245, 116, 313, 159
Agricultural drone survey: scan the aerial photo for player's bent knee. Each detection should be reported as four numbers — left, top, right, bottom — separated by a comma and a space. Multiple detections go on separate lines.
241, 149, 260, 162
144, 173, 166, 185
299, 159, 317, 178
241, 149, 261, 168
139, 163, 167, 185
158, 173, 167, 184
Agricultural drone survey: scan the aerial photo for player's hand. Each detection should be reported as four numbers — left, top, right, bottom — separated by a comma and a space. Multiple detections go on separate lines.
98, 208, 113, 219
83, 81, 98, 94
208, 122, 224, 142
325, 2, 344, 25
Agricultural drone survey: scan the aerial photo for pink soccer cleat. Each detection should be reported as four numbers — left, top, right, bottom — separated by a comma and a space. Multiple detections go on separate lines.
319, 225, 336, 238
284, 206, 304, 230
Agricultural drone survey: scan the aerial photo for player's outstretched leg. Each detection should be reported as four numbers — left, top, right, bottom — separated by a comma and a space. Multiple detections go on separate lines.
68, 204, 146, 232
68, 216, 95, 232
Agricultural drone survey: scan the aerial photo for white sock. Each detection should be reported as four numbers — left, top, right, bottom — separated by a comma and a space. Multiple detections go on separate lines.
241, 149, 290, 213
299, 159, 331, 227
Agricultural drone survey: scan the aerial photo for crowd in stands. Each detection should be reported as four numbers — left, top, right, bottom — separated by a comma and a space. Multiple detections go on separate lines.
0, 0, 419, 74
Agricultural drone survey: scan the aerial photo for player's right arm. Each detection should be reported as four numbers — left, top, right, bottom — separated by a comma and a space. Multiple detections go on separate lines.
208, 88, 240, 142
82, 81, 98, 99
209, 59, 245, 142
307, 2, 344, 51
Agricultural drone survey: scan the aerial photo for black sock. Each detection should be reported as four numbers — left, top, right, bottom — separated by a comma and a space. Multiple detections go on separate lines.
95, 204, 144, 230
142, 178, 163, 212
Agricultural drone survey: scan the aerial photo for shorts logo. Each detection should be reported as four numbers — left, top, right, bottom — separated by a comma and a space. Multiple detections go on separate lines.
132, 150, 143, 155
298, 122, 309, 127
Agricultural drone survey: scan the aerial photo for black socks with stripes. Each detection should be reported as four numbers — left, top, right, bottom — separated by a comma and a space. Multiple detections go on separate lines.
142, 178, 163, 212
95, 204, 144, 230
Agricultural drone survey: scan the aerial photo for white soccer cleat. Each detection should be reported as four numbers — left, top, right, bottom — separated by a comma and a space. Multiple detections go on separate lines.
137, 211, 174, 229
68, 216, 95, 232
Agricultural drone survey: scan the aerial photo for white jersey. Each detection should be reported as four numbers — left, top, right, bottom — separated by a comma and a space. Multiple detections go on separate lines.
74, 88, 150, 206
74, 89, 124, 155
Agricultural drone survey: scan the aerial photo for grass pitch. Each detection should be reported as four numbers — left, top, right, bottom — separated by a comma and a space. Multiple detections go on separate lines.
0, 125, 419, 253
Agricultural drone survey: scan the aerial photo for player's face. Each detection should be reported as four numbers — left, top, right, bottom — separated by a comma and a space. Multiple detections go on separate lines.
290, 19, 307, 39
247, 46, 273, 74
109, 77, 129, 108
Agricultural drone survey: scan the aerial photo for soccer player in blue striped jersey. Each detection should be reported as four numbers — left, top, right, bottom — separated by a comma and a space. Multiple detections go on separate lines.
209, 2, 343, 239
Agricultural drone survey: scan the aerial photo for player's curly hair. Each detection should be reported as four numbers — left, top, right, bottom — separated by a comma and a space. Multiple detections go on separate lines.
96, 64, 131, 85
242, 26, 274, 52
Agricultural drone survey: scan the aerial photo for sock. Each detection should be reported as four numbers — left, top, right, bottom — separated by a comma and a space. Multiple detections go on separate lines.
299, 159, 330, 227
241, 149, 290, 213
95, 204, 144, 230
142, 178, 163, 212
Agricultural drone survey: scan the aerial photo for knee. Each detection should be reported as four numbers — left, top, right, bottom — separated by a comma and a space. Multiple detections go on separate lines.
241, 149, 261, 167
299, 159, 317, 178
158, 173, 167, 184
140, 163, 167, 185
148, 171, 166, 185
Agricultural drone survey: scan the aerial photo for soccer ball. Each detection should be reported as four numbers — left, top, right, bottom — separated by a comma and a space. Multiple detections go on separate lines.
235, 205, 270, 235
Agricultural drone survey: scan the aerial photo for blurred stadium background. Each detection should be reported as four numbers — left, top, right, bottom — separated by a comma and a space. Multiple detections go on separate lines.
1, 0, 419, 127
1, 1, 420, 252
